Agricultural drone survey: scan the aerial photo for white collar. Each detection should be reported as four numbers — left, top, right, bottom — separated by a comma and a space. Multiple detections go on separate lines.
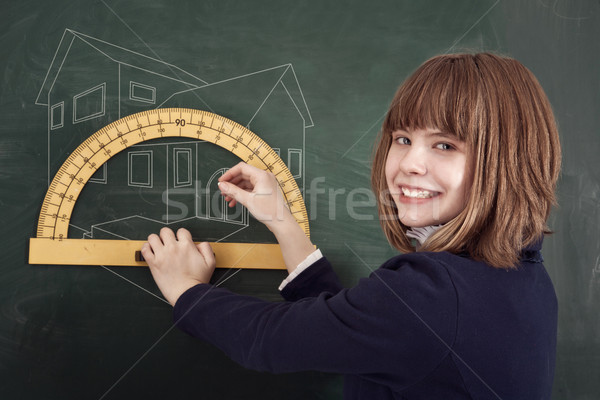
406, 225, 443, 248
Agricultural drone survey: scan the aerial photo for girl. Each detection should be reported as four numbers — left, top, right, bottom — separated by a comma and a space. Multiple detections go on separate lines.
142, 53, 561, 399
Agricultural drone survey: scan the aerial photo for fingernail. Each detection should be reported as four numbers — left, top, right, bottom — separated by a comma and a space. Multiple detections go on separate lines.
218, 182, 228, 191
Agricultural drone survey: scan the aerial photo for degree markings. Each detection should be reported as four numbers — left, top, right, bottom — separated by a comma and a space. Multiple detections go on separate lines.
38, 108, 309, 239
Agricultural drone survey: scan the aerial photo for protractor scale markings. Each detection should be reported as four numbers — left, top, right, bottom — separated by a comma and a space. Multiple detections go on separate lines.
30, 108, 309, 269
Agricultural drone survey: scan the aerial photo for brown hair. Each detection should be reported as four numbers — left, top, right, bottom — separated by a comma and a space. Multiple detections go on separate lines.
371, 53, 561, 268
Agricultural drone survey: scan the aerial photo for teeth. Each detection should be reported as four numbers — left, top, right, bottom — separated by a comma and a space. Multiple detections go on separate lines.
401, 187, 435, 198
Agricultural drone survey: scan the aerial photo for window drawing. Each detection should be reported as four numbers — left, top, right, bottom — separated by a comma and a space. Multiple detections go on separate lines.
129, 81, 156, 104
89, 163, 107, 184
73, 83, 106, 123
288, 149, 302, 178
128, 150, 153, 188
173, 148, 192, 188
50, 102, 64, 130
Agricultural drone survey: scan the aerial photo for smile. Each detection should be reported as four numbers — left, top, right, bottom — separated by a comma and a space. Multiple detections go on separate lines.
400, 186, 438, 199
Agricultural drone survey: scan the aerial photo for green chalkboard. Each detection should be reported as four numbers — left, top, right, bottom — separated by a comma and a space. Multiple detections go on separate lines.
1, 0, 599, 398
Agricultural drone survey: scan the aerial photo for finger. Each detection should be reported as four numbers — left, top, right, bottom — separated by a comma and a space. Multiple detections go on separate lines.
220, 166, 269, 195
219, 178, 253, 201
176, 228, 193, 243
220, 162, 263, 184
226, 197, 238, 208
147, 233, 163, 250
159, 227, 176, 243
141, 242, 155, 263
218, 181, 250, 207
197, 242, 216, 267
228, 174, 247, 186
218, 191, 238, 207
236, 180, 254, 191
219, 162, 247, 183
228, 179, 251, 193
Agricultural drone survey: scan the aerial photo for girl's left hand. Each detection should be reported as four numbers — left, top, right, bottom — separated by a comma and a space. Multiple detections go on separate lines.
142, 227, 216, 306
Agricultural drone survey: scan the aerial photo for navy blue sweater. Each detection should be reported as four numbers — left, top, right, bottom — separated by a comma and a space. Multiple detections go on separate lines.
174, 241, 557, 399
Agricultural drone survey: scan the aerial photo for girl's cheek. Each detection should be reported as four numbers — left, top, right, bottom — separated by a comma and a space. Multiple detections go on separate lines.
384, 155, 397, 183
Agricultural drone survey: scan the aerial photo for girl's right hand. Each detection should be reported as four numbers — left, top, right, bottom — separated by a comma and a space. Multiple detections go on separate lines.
217, 162, 294, 233
219, 162, 316, 273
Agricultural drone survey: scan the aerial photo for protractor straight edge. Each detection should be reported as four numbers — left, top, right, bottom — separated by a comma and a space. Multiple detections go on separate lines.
29, 108, 310, 270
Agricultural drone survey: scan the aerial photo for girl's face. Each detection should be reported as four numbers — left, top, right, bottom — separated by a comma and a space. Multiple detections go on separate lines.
385, 128, 472, 228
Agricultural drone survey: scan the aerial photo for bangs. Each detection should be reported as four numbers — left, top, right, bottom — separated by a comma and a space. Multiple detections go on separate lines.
373, 52, 561, 269
383, 54, 483, 143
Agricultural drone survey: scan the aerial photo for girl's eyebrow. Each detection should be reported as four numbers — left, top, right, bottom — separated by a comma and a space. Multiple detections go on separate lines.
392, 129, 461, 141
425, 130, 459, 140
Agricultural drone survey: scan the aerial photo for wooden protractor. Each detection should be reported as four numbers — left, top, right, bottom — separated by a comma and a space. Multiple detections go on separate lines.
29, 108, 309, 269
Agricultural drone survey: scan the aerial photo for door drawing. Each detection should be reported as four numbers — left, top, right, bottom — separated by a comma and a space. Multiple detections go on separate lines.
206, 168, 248, 226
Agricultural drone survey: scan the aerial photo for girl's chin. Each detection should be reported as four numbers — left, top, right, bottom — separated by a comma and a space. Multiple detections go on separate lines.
399, 214, 447, 228
401, 221, 435, 228
396, 205, 454, 228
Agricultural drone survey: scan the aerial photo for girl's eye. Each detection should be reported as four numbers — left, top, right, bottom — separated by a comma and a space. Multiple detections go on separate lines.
435, 143, 454, 151
395, 137, 410, 145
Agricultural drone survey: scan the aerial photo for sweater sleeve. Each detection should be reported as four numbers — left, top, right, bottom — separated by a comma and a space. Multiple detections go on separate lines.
279, 256, 344, 301
278, 249, 324, 291
172, 254, 457, 386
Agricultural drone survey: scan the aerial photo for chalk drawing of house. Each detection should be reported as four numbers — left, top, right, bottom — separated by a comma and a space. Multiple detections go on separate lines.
35, 29, 313, 243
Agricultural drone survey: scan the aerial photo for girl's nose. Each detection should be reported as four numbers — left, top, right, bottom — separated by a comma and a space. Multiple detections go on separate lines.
398, 146, 427, 176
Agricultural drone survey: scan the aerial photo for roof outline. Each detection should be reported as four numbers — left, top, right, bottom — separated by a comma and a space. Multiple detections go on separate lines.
158, 63, 314, 128
36, 29, 313, 128
36, 29, 207, 106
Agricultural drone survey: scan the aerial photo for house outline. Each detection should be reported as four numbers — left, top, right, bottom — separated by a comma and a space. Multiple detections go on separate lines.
35, 28, 313, 240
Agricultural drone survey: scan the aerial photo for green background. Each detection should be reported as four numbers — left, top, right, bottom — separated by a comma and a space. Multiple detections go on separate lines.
1, 0, 599, 398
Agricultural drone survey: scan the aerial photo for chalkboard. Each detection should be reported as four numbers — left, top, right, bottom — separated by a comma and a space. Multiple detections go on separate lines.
1, 0, 599, 398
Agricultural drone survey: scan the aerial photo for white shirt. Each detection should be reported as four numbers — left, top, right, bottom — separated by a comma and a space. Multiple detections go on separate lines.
278, 226, 442, 290
278, 249, 323, 291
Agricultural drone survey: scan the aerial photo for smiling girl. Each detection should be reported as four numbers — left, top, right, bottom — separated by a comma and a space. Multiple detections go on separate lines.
143, 53, 561, 399
385, 127, 471, 229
